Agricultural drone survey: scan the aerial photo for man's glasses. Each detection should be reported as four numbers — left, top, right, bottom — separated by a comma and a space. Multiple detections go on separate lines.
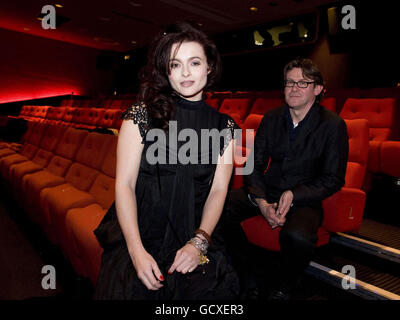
284, 80, 315, 88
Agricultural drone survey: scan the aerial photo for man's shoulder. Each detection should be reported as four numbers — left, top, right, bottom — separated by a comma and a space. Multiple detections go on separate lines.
262, 105, 286, 120
319, 104, 346, 128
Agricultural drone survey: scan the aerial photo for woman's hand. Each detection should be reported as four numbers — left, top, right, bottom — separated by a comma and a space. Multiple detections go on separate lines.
130, 249, 164, 290
168, 243, 200, 275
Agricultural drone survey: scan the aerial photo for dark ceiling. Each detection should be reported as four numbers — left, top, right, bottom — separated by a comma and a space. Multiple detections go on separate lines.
0, 0, 337, 52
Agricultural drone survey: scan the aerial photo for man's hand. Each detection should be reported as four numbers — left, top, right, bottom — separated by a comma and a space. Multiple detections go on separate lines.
255, 198, 280, 228
276, 190, 294, 226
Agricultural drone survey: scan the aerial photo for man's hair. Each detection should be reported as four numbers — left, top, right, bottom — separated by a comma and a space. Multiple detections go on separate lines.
283, 58, 325, 103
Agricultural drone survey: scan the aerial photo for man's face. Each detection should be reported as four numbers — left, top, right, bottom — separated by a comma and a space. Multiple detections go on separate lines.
284, 67, 323, 110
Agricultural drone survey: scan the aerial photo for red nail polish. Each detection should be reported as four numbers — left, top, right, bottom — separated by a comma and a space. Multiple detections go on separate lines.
160, 275, 164, 281
168, 272, 172, 275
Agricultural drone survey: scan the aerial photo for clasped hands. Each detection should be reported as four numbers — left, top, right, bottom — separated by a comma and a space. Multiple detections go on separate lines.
131, 239, 202, 291
256, 190, 293, 229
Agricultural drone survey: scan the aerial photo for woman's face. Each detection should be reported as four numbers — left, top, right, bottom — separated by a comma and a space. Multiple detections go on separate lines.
168, 41, 210, 101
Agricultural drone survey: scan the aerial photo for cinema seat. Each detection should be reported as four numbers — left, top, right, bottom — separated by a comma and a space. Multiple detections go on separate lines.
0, 123, 48, 180
239, 113, 263, 148
98, 109, 122, 129
53, 107, 67, 125
9, 125, 67, 197
320, 97, 337, 113
249, 98, 283, 115
61, 107, 77, 126
380, 141, 400, 178
219, 98, 252, 125
205, 97, 220, 110
38, 132, 115, 245
340, 98, 396, 173
22, 127, 89, 224
64, 137, 117, 282
240, 119, 369, 251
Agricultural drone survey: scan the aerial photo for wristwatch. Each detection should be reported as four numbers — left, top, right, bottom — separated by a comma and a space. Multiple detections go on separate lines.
248, 193, 264, 207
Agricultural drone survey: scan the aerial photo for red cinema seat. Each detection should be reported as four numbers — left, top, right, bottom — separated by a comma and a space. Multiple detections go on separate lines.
61, 107, 78, 126
219, 98, 252, 126
39, 132, 114, 245
340, 98, 395, 173
0, 123, 48, 180
205, 98, 220, 110
98, 109, 122, 129
320, 97, 337, 113
65, 137, 117, 283
9, 125, 67, 196
239, 114, 263, 148
241, 119, 369, 251
380, 141, 400, 178
249, 98, 283, 115
22, 127, 88, 224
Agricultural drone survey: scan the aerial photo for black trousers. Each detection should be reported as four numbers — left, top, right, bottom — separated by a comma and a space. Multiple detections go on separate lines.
221, 187, 323, 291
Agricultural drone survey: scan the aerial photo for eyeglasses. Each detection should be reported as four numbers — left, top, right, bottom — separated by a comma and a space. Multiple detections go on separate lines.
284, 80, 315, 88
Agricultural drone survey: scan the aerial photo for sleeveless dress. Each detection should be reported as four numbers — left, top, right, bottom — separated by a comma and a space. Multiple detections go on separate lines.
93, 97, 240, 300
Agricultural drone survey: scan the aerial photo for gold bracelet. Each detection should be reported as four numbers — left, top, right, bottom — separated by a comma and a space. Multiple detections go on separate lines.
198, 251, 210, 265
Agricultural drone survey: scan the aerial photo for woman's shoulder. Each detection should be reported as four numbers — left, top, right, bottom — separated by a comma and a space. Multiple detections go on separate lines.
121, 102, 149, 142
121, 102, 148, 124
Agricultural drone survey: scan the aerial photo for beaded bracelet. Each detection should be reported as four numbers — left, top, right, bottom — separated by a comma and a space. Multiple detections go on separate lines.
187, 237, 208, 255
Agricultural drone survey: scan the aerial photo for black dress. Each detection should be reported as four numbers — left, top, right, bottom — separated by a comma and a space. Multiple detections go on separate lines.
93, 97, 240, 300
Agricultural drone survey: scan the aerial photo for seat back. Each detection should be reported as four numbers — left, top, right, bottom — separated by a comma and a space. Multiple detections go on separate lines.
26, 123, 48, 146
219, 98, 252, 124
88, 135, 117, 209
62, 107, 77, 124
343, 119, 369, 189
340, 98, 395, 141
53, 107, 66, 122
320, 97, 337, 113
39, 125, 67, 152
205, 98, 220, 110
239, 114, 264, 148
249, 98, 283, 115
46, 127, 89, 176
84, 108, 106, 126
98, 109, 122, 129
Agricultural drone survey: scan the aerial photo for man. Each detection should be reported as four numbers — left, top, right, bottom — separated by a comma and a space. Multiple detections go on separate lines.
222, 58, 349, 300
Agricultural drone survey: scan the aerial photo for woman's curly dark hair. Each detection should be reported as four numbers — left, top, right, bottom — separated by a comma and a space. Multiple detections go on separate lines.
138, 21, 221, 130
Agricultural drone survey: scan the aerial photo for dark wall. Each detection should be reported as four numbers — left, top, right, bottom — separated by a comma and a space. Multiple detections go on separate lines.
216, 1, 398, 92
1, 0, 396, 104
111, 1, 398, 95
0, 27, 113, 104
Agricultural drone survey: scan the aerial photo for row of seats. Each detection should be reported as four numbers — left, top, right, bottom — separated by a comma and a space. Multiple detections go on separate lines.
14, 106, 123, 130
221, 96, 398, 179
207, 96, 338, 124
10, 93, 400, 178
0, 122, 116, 285
206, 86, 399, 112
0, 118, 373, 286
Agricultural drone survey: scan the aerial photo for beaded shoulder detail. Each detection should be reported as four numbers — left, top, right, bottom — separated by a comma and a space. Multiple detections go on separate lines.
220, 117, 240, 156
121, 103, 149, 141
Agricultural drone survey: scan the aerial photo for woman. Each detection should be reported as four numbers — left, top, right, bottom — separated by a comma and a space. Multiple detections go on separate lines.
93, 22, 240, 300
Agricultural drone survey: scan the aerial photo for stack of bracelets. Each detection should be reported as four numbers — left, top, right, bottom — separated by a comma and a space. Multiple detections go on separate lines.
187, 228, 211, 266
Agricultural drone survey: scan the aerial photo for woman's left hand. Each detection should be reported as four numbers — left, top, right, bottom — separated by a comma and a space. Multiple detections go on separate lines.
168, 243, 199, 275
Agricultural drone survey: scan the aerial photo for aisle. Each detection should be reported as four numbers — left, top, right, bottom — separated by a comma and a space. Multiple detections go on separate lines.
0, 197, 63, 299
0, 185, 93, 300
